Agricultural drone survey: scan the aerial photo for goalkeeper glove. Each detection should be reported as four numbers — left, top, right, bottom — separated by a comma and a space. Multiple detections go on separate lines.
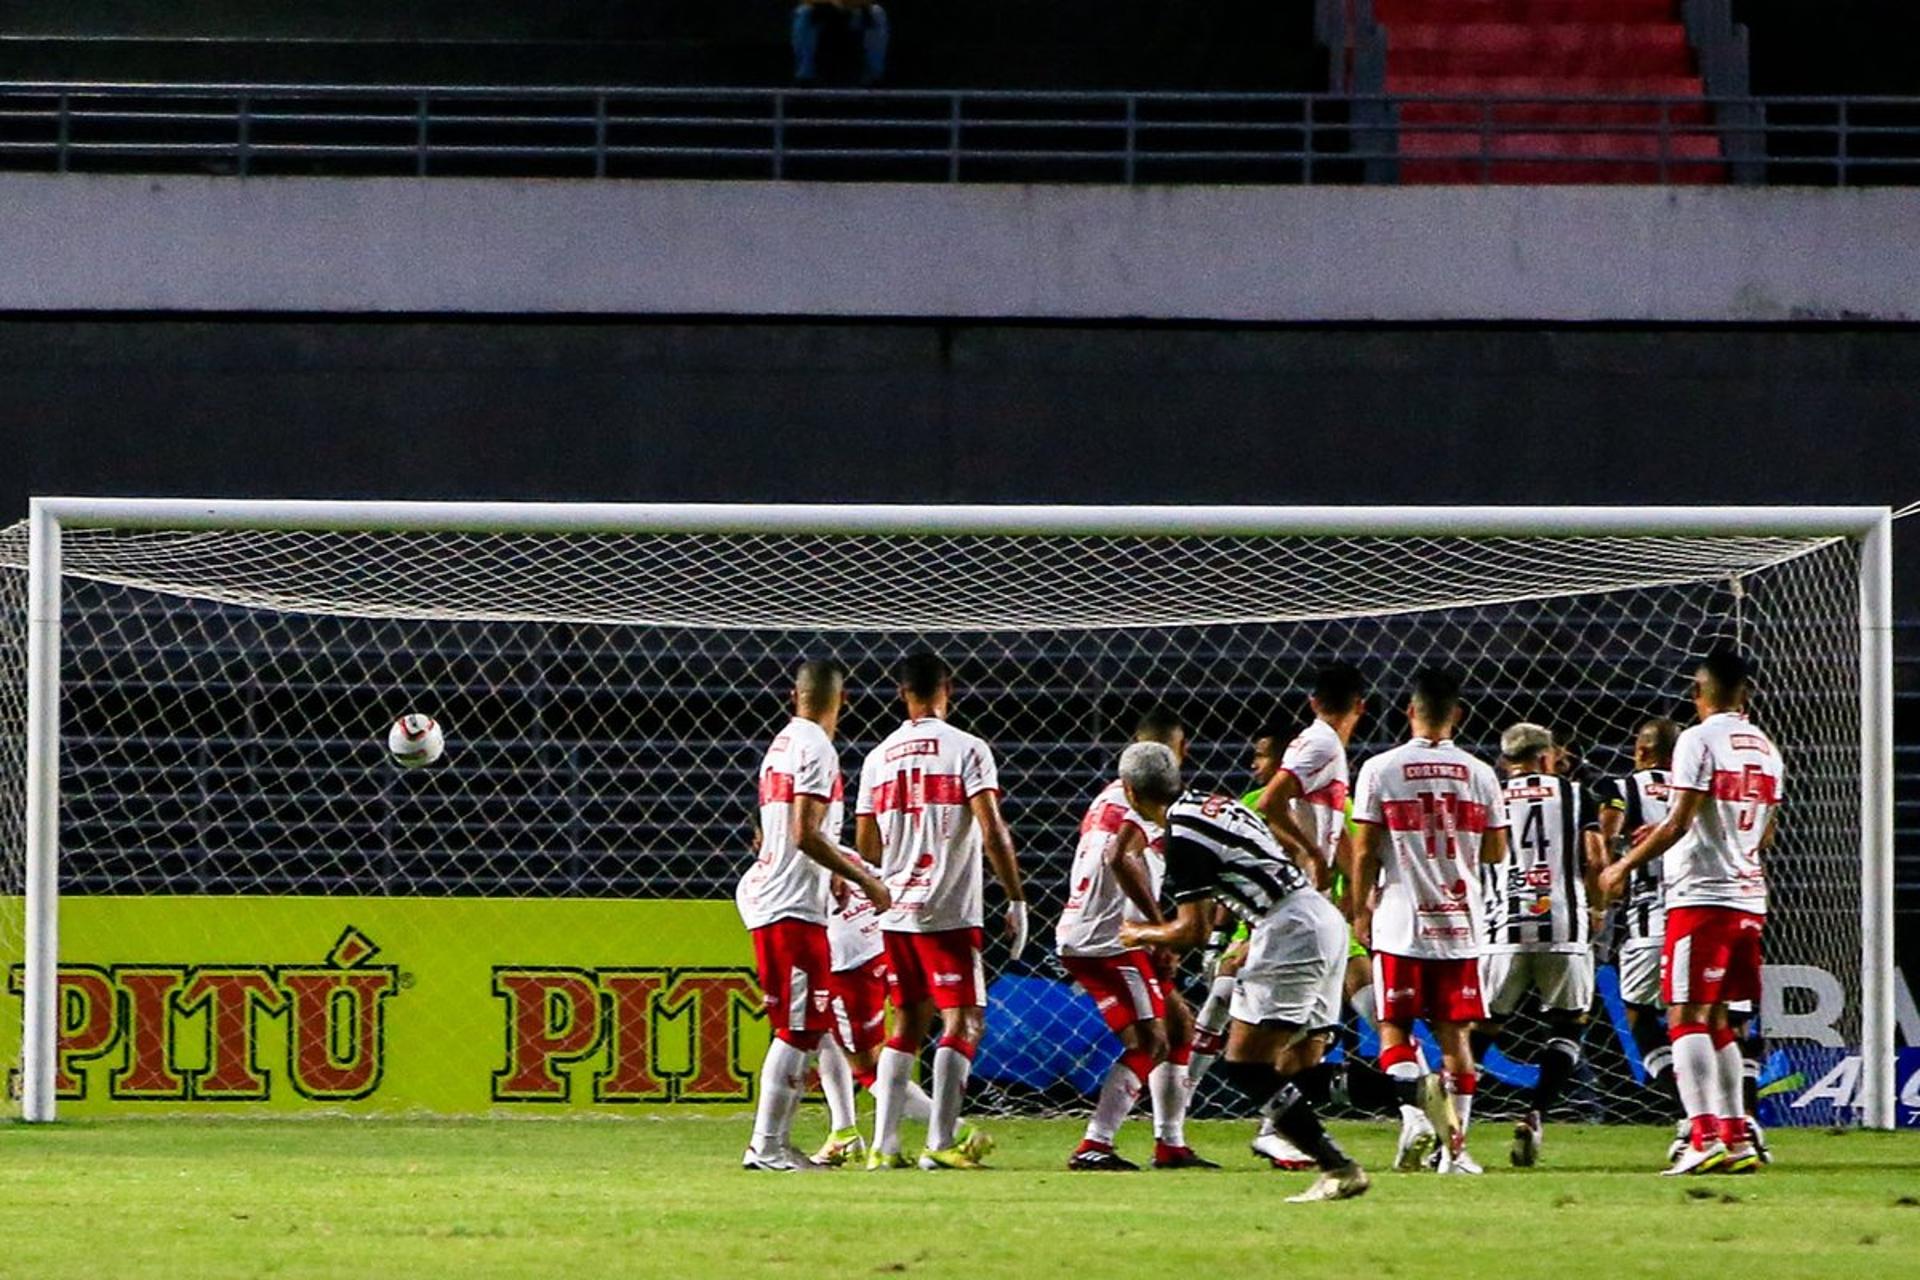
1006, 901, 1030, 962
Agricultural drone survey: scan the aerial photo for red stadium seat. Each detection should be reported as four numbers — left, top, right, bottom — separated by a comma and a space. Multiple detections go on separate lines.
1375, 0, 1727, 183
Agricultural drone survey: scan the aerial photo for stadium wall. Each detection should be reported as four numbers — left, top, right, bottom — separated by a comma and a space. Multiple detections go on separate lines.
4, 175, 1920, 321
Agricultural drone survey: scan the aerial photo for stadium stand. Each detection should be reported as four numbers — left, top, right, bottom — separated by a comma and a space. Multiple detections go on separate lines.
0, 0, 1321, 92
1374, 0, 1727, 183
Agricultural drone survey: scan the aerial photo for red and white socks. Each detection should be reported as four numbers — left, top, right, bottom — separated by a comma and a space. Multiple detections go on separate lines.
1669, 1022, 1726, 1150
1149, 1044, 1192, 1149
1083, 1049, 1154, 1149
927, 1036, 974, 1152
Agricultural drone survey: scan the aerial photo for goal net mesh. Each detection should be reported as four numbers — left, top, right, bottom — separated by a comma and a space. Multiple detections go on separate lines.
0, 521, 1863, 1124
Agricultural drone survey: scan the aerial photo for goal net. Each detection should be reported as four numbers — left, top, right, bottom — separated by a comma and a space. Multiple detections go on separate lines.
0, 504, 1888, 1127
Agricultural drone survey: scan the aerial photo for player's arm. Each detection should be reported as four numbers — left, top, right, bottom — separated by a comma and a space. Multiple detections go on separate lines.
854, 814, 884, 866
793, 794, 892, 912
1118, 898, 1210, 951
1254, 770, 1329, 890
1479, 825, 1508, 866
1335, 825, 1362, 920
1600, 786, 1706, 900
968, 789, 1028, 958
1351, 820, 1384, 948
1582, 827, 1607, 933
1106, 822, 1163, 925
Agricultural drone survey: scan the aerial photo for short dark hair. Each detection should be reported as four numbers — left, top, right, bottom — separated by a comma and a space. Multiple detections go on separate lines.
896, 651, 951, 701
1409, 668, 1463, 723
1639, 716, 1681, 764
1698, 646, 1753, 698
1134, 705, 1187, 745
794, 657, 847, 710
1312, 663, 1366, 715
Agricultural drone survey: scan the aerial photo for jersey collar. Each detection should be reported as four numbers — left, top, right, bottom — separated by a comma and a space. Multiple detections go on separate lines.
1408, 736, 1455, 748
1703, 710, 1748, 722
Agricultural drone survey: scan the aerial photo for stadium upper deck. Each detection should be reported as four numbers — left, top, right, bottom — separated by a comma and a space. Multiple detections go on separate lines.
0, 1, 1916, 184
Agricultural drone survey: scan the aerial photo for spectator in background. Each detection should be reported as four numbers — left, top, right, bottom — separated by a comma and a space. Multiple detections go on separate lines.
793, 0, 889, 86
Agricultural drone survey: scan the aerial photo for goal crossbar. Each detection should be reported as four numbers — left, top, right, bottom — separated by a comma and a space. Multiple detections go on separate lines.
12, 499, 1897, 1129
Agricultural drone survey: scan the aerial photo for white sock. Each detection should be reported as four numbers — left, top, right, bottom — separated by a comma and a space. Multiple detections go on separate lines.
1085, 1059, 1147, 1146
1349, 982, 1377, 1033
1388, 1058, 1426, 1131
902, 1079, 934, 1124
928, 1045, 972, 1152
874, 1046, 913, 1155
1450, 1079, 1473, 1136
1149, 1060, 1188, 1146
1716, 1040, 1746, 1141
1186, 976, 1237, 1084
817, 1038, 858, 1134
751, 1038, 809, 1154
1671, 1029, 1718, 1125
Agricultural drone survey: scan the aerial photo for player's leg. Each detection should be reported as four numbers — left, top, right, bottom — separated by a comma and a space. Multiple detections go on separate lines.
1187, 923, 1250, 1085
1149, 956, 1203, 1162
1726, 1002, 1770, 1165
1062, 953, 1163, 1170
918, 928, 990, 1169
815, 1035, 861, 1152
746, 921, 831, 1170
1077, 1020, 1161, 1170
870, 931, 933, 1168
1223, 897, 1367, 1201
1373, 952, 1446, 1172
1430, 956, 1489, 1174
1620, 940, 1680, 1119
1509, 953, 1594, 1168
1218, 1020, 1365, 1191
1661, 907, 1736, 1175
1714, 915, 1767, 1172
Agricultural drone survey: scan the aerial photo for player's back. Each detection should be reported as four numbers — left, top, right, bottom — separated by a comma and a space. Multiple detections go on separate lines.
1615, 767, 1674, 944
1486, 772, 1590, 952
1164, 789, 1316, 921
1355, 737, 1507, 960
1665, 712, 1782, 914
1057, 778, 1162, 957
857, 716, 1000, 933
1281, 718, 1351, 867
737, 716, 841, 929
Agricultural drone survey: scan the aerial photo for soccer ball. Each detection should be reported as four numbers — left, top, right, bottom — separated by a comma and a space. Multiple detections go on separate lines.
386, 713, 446, 769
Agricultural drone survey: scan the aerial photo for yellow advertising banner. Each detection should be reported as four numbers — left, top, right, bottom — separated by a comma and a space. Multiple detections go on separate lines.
0, 897, 770, 1114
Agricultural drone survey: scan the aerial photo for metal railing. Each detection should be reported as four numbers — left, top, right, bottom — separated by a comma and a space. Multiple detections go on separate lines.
1, 82, 1919, 185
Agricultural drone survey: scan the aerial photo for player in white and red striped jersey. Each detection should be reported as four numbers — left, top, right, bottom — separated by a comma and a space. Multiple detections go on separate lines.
1352, 668, 1510, 1176
1055, 707, 1214, 1171
736, 659, 894, 1172
855, 651, 1026, 1171
810, 868, 955, 1166
1601, 648, 1782, 1175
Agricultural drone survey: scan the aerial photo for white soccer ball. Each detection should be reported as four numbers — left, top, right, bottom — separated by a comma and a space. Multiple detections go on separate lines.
386, 713, 446, 769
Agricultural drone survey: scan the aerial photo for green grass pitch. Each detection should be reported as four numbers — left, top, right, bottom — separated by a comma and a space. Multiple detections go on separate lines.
2, 1114, 1915, 1278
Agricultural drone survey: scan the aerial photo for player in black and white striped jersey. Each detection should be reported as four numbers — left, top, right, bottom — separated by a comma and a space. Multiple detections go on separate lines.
1597, 718, 1681, 1116
1471, 722, 1605, 1169
1116, 742, 1369, 1203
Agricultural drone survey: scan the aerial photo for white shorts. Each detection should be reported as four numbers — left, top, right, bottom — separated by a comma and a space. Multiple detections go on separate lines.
1618, 942, 1662, 1008
1481, 949, 1595, 1017
1229, 891, 1349, 1033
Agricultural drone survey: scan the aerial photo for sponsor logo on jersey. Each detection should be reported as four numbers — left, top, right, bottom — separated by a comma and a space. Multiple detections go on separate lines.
1403, 762, 1471, 782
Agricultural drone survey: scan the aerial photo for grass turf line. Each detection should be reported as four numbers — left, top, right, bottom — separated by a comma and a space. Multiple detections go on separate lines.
1, 1115, 1915, 1279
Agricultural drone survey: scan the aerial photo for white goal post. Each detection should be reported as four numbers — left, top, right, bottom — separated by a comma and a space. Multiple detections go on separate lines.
6, 498, 1897, 1128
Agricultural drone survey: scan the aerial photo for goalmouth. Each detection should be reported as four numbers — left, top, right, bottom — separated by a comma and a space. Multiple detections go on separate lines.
0, 500, 1896, 1128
